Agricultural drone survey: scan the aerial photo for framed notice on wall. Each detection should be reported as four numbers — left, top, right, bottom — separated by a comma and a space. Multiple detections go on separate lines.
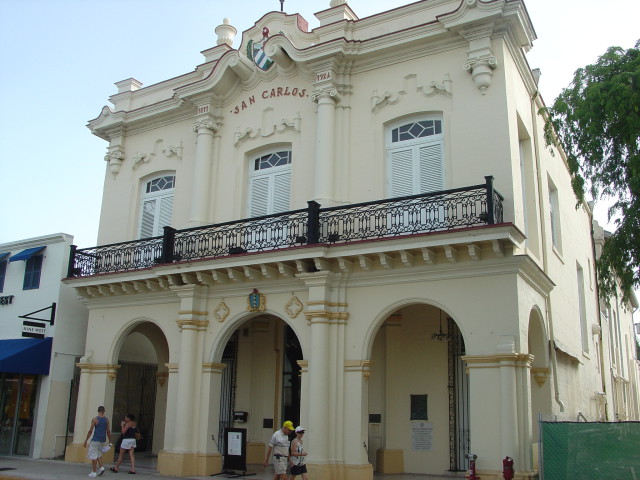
223, 428, 247, 473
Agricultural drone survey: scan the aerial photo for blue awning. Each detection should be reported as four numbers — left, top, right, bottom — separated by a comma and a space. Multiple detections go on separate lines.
9, 246, 45, 262
0, 337, 52, 375
0, 252, 9, 261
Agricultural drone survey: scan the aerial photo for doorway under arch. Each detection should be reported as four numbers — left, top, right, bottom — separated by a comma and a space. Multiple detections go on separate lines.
367, 304, 469, 475
113, 321, 169, 455
215, 314, 303, 462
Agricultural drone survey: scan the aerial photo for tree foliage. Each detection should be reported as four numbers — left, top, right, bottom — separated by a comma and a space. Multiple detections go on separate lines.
541, 40, 640, 303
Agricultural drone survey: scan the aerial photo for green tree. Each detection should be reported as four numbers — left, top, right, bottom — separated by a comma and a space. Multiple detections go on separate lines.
541, 40, 640, 302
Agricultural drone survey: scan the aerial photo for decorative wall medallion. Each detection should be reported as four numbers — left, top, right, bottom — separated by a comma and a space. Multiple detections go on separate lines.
247, 27, 273, 71
285, 296, 303, 319
247, 289, 266, 312
214, 301, 230, 323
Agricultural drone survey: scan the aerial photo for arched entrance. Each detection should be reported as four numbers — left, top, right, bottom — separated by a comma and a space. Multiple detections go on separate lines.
113, 321, 169, 455
214, 314, 303, 462
528, 308, 552, 444
368, 304, 469, 475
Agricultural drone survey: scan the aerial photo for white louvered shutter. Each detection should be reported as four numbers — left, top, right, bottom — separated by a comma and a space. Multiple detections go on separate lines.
389, 147, 414, 197
249, 176, 270, 217
272, 171, 291, 214
140, 199, 156, 238
157, 195, 174, 236
419, 141, 444, 192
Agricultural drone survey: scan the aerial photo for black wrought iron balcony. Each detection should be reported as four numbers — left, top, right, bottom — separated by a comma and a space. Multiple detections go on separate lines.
67, 176, 503, 278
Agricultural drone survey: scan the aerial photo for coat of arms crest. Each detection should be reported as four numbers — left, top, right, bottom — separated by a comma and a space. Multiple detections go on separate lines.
247, 27, 274, 71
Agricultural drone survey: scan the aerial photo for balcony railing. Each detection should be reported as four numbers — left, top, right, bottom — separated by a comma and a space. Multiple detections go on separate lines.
68, 176, 503, 278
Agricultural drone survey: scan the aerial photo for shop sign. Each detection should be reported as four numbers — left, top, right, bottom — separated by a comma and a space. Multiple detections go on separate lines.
22, 320, 46, 338
0, 295, 14, 305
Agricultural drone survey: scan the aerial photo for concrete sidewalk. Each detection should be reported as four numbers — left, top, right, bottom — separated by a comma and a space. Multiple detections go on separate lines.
0, 455, 466, 480
0, 454, 259, 480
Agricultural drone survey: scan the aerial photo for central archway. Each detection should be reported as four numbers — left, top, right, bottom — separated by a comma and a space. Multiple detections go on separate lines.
367, 303, 469, 475
213, 313, 303, 463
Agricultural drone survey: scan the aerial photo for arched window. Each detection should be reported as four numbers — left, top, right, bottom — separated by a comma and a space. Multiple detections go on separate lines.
248, 150, 291, 217
138, 174, 175, 238
387, 117, 444, 197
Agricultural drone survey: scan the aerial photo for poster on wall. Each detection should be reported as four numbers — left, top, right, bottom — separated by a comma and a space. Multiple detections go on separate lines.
411, 422, 433, 451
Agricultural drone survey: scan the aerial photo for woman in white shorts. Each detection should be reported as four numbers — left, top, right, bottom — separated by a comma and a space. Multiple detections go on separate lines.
110, 413, 138, 474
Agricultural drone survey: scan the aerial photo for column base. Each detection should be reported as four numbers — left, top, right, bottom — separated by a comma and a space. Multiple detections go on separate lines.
474, 469, 539, 480
247, 441, 265, 464
158, 450, 222, 477
307, 462, 373, 480
64, 442, 114, 464
376, 449, 404, 474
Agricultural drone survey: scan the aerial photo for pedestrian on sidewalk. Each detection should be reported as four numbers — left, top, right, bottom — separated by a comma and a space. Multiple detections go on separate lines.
110, 413, 139, 474
264, 420, 294, 480
83, 405, 112, 478
288, 426, 308, 480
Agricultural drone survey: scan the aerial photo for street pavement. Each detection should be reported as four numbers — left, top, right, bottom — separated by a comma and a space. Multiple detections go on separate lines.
0, 454, 466, 480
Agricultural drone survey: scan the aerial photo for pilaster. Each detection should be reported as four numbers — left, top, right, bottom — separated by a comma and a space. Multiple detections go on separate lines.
311, 86, 340, 206
463, 341, 534, 477
190, 104, 223, 226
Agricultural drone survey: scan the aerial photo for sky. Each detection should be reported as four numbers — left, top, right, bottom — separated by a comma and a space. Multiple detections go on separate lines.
0, 0, 637, 248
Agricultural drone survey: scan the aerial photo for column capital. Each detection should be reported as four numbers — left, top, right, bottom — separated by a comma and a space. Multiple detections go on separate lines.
76, 363, 121, 381
463, 353, 533, 370
104, 148, 125, 177
344, 360, 372, 380
202, 362, 227, 374
192, 117, 221, 134
311, 87, 341, 104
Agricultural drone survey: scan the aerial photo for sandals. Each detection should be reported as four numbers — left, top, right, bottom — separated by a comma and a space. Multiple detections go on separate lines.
109, 467, 118, 473
128, 472, 136, 474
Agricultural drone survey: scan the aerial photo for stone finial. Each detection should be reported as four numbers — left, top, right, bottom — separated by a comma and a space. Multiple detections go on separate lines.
215, 18, 237, 46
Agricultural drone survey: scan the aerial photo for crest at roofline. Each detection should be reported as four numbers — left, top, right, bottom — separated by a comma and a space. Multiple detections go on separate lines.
247, 26, 274, 71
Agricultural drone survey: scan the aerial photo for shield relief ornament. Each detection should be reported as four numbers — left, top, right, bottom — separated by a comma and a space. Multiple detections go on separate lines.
247, 26, 274, 71
247, 289, 266, 312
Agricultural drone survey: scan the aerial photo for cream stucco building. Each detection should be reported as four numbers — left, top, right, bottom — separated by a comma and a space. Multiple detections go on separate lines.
63, 1, 639, 479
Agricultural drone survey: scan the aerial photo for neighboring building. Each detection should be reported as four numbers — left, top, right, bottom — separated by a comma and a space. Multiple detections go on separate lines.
592, 222, 640, 422
0, 234, 88, 458
62, 1, 640, 479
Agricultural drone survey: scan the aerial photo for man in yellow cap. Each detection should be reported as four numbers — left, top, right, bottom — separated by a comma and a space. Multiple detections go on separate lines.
264, 420, 294, 480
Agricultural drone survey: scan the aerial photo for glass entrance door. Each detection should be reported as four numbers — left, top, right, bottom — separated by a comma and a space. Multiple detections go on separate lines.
0, 374, 38, 455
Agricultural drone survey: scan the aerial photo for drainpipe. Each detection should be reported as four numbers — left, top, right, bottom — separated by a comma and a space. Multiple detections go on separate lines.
530, 88, 564, 412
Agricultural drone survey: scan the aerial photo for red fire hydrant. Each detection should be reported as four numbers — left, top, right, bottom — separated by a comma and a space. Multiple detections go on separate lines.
502, 456, 514, 480
466, 453, 478, 480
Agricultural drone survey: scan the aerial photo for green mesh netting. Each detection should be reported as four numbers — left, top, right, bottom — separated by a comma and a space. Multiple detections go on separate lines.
541, 421, 640, 480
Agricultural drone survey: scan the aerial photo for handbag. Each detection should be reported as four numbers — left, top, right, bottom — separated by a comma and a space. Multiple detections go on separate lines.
133, 427, 141, 441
